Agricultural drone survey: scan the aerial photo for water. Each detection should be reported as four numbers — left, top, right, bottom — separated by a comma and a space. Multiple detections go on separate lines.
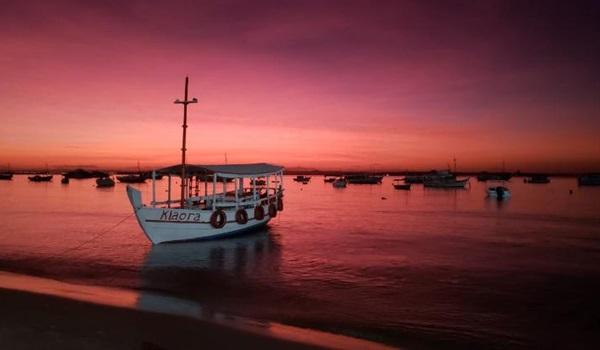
1, 175, 600, 349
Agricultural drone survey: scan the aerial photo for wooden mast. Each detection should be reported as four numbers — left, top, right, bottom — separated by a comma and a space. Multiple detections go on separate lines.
174, 77, 198, 208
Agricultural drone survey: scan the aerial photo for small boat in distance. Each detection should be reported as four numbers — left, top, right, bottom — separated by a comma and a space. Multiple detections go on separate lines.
61, 176, 69, 184
250, 179, 266, 186
578, 174, 600, 186
487, 186, 511, 199
524, 175, 550, 184
423, 170, 469, 188
332, 178, 347, 188
96, 177, 115, 188
64, 168, 109, 179
293, 175, 311, 182
392, 179, 411, 190
0, 164, 13, 180
324, 176, 336, 183
28, 175, 53, 182
117, 174, 146, 183
345, 174, 383, 184
477, 172, 512, 182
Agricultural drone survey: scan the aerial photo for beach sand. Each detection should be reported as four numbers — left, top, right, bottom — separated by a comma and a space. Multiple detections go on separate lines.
0, 287, 326, 350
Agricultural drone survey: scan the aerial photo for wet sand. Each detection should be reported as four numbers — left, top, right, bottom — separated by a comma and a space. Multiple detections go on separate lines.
0, 271, 395, 350
0, 289, 328, 350
0, 287, 326, 350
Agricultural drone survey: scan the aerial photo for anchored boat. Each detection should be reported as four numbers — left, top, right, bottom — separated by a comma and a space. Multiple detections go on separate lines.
126, 78, 284, 244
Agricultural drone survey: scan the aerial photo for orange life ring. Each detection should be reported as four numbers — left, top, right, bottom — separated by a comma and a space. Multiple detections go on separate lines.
254, 206, 265, 221
277, 198, 283, 211
235, 208, 248, 224
268, 203, 277, 218
210, 210, 227, 228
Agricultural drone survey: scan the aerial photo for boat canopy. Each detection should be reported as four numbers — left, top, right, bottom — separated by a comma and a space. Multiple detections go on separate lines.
157, 163, 283, 178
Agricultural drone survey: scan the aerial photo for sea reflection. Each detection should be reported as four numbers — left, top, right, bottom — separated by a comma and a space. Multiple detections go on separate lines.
139, 229, 282, 293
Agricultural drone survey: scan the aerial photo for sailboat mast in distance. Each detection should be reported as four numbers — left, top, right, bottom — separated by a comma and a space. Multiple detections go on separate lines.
174, 77, 198, 208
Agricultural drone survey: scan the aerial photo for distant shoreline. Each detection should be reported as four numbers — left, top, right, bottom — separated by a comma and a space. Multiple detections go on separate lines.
5, 169, 597, 177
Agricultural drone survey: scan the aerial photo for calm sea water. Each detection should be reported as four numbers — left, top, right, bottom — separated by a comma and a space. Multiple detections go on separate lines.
1, 175, 600, 348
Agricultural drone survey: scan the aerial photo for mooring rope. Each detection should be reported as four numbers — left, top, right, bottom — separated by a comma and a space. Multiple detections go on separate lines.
58, 212, 135, 257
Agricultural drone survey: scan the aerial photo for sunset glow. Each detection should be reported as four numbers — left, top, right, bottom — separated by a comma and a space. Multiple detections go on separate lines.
1, 1, 599, 172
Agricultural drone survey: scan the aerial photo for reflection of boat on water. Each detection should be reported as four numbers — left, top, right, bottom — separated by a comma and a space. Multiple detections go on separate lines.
487, 186, 511, 199
345, 174, 383, 184
141, 229, 279, 275
578, 174, 600, 186
524, 175, 550, 184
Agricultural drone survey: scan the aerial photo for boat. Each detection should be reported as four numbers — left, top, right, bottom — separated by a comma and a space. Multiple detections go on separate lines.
96, 176, 115, 187
64, 168, 109, 179
345, 174, 383, 184
332, 178, 347, 188
404, 175, 424, 184
323, 176, 336, 183
392, 179, 411, 190
28, 175, 53, 182
293, 175, 311, 182
117, 174, 146, 183
141, 171, 163, 180
524, 175, 550, 184
126, 77, 285, 244
61, 176, 69, 184
578, 174, 600, 186
487, 186, 511, 199
423, 170, 468, 188
250, 179, 266, 186
0, 164, 13, 180
477, 172, 512, 181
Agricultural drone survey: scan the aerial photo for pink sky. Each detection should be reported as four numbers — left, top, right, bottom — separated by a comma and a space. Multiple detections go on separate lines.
1, 1, 599, 172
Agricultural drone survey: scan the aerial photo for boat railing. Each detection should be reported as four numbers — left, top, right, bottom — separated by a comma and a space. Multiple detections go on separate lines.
151, 187, 284, 209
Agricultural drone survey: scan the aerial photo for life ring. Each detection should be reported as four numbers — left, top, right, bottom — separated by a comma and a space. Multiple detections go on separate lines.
210, 210, 227, 229
277, 198, 284, 211
254, 205, 265, 221
268, 203, 277, 218
235, 208, 248, 224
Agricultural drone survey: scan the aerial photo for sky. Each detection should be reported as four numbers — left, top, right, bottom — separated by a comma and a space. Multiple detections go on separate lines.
0, 0, 599, 172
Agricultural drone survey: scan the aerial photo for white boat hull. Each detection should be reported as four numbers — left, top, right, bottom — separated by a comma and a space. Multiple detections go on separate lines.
127, 186, 272, 244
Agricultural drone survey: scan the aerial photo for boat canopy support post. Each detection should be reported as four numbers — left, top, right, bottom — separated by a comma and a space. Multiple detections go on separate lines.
212, 173, 217, 210
167, 175, 171, 208
234, 178, 239, 209
152, 170, 156, 208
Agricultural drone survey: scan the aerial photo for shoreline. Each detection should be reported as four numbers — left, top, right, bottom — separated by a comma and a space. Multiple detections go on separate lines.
0, 271, 396, 350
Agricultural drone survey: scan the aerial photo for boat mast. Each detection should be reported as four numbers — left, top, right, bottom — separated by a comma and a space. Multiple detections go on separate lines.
174, 77, 198, 208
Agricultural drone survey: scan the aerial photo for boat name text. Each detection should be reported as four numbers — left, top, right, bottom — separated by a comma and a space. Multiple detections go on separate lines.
159, 210, 201, 222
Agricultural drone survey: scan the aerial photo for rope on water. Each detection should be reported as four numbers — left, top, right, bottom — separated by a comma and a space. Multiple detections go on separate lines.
59, 212, 135, 257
